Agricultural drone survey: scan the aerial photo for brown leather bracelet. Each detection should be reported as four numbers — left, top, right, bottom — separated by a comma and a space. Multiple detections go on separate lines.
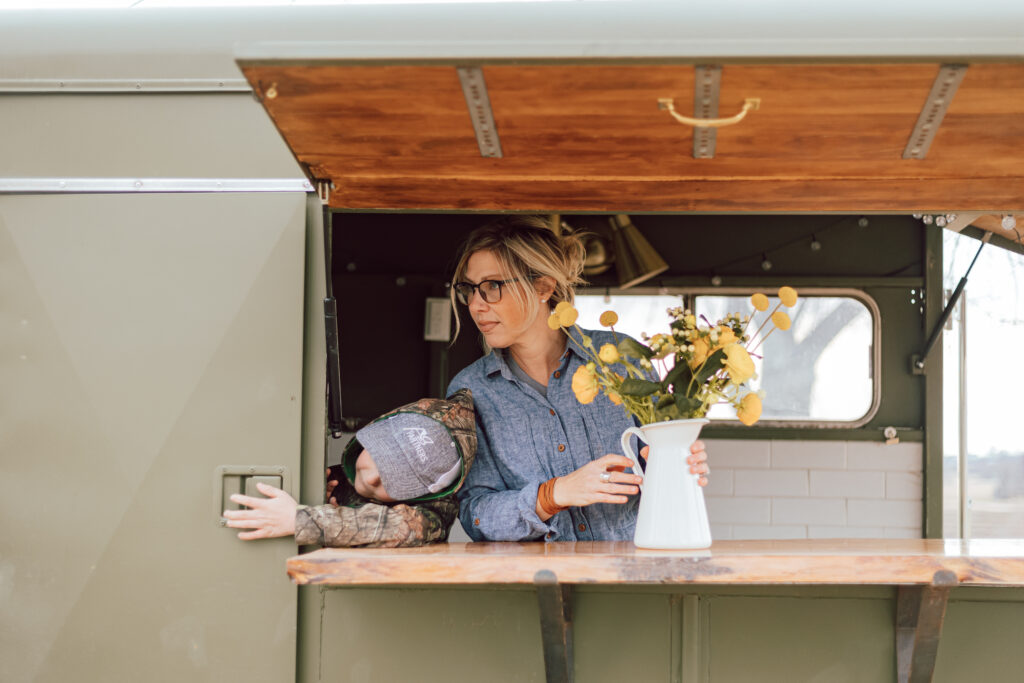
538, 477, 567, 517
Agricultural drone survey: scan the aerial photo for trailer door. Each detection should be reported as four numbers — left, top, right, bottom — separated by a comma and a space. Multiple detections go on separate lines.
1, 189, 307, 683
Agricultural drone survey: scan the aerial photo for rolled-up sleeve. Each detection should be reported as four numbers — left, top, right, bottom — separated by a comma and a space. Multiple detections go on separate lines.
456, 407, 555, 541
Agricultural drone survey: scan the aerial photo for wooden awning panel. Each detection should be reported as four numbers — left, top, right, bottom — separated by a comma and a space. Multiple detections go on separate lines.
239, 62, 1024, 212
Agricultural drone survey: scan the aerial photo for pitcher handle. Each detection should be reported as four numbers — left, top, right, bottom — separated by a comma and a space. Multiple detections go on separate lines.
620, 426, 646, 492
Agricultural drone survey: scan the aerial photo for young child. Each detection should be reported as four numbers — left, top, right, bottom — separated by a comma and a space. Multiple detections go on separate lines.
223, 389, 476, 547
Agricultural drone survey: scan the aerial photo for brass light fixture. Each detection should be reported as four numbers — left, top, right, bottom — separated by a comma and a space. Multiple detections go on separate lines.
610, 214, 669, 289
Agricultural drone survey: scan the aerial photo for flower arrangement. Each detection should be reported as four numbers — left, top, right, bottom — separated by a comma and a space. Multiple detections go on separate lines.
549, 287, 799, 426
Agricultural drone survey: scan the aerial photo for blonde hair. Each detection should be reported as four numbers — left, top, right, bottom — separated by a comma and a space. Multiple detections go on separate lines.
449, 215, 588, 343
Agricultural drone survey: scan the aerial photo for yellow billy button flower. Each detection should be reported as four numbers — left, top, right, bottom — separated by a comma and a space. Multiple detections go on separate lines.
558, 306, 579, 327
547, 312, 562, 330
751, 293, 770, 312
571, 364, 599, 404
598, 343, 620, 364
554, 301, 573, 314
778, 286, 798, 308
737, 393, 763, 426
771, 311, 792, 331
599, 310, 619, 327
721, 343, 756, 385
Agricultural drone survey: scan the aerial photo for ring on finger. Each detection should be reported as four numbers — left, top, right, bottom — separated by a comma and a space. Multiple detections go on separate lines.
599, 471, 612, 483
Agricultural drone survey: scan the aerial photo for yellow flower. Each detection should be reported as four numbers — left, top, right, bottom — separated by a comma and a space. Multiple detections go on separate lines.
571, 365, 599, 404
684, 314, 696, 327
599, 310, 619, 327
737, 393, 762, 426
554, 301, 573, 314
715, 326, 737, 349
547, 312, 562, 330
608, 390, 623, 405
648, 333, 674, 360
771, 311, 792, 331
598, 343, 620, 364
721, 343, 756, 385
778, 286, 798, 307
558, 306, 579, 327
689, 337, 709, 369
751, 293, 770, 311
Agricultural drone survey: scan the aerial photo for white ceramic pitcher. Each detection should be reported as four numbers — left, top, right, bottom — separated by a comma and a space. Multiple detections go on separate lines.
620, 418, 711, 549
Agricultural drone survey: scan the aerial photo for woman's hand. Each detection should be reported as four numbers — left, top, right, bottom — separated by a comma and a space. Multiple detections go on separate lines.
223, 482, 298, 540
688, 440, 710, 487
553, 453, 643, 507
636, 441, 709, 486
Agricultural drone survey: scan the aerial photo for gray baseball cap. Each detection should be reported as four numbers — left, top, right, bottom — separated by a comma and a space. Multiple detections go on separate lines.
355, 412, 461, 500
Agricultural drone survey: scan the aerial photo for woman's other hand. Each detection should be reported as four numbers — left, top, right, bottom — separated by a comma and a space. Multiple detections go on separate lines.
223, 482, 298, 540
689, 440, 709, 487
553, 453, 643, 507
637, 442, 709, 486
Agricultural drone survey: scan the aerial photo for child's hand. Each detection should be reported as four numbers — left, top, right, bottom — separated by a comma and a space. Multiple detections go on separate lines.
223, 482, 298, 540
325, 465, 344, 506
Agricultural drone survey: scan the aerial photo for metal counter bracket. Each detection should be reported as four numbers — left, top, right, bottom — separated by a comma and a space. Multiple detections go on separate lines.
534, 570, 574, 683
896, 569, 958, 683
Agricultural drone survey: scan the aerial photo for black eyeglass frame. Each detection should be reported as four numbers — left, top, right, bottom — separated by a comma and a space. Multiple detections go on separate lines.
452, 278, 523, 305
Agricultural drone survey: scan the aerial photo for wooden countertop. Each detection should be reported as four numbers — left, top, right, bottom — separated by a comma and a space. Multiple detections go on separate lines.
287, 539, 1024, 587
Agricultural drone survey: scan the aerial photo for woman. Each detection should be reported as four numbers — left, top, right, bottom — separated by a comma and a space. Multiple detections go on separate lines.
447, 216, 709, 542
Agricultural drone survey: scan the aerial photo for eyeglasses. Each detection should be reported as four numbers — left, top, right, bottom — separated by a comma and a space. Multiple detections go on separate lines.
452, 279, 521, 305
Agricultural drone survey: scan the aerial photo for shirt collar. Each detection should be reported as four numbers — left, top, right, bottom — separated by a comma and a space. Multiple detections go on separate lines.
482, 333, 586, 379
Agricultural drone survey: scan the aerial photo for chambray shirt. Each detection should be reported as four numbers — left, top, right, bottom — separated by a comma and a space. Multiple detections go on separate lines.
448, 329, 648, 542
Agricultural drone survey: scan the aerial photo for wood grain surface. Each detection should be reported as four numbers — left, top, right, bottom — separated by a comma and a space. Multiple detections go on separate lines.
287, 539, 1024, 587
241, 62, 1024, 212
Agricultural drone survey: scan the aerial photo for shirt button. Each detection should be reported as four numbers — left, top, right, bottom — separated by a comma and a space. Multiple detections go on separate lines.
557, 444, 566, 452
474, 518, 480, 526
549, 409, 556, 416
553, 371, 561, 378
578, 523, 586, 532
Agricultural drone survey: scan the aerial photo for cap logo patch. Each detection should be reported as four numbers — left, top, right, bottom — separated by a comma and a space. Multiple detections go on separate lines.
403, 427, 434, 463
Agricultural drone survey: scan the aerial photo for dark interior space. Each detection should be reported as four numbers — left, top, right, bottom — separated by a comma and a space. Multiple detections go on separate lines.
331, 212, 926, 435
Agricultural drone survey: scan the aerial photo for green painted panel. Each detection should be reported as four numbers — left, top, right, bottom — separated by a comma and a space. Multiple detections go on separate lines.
574, 592, 673, 681
707, 596, 895, 682
321, 588, 545, 682
0, 193, 306, 683
934, 600, 1024, 682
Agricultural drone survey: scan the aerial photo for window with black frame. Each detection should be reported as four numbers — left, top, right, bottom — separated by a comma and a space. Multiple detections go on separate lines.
574, 289, 878, 426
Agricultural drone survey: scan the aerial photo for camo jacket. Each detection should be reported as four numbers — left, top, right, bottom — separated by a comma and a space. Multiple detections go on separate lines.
294, 389, 476, 548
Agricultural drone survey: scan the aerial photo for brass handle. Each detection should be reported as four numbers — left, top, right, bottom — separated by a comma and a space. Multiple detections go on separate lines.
658, 97, 760, 128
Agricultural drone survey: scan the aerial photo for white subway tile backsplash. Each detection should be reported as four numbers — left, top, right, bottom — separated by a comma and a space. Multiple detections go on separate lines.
735, 469, 809, 497
810, 471, 885, 499
704, 439, 771, 468
734, 524, 807, 540
706, 496, 771, 524
771, 440, 846, 469
886, 471, 923, 500
773, 497, 846, 525
884, 527, 922, 539
848, 499, 922, 528
846, 442, 922, 472
703, 468, 734, 496
693, 439, 924, 538
808, 525, 887, 539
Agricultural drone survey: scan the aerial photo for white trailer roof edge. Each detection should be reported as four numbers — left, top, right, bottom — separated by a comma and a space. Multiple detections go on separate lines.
1, 1, 1022, 82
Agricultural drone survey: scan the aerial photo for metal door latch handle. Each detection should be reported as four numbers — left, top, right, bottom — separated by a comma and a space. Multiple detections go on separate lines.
214, 465, 292, 526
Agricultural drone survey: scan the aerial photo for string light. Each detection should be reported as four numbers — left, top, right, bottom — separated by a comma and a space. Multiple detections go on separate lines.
809, 234, 822, 251
1002, 214, 1017, 230
760, 254, 773, 271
